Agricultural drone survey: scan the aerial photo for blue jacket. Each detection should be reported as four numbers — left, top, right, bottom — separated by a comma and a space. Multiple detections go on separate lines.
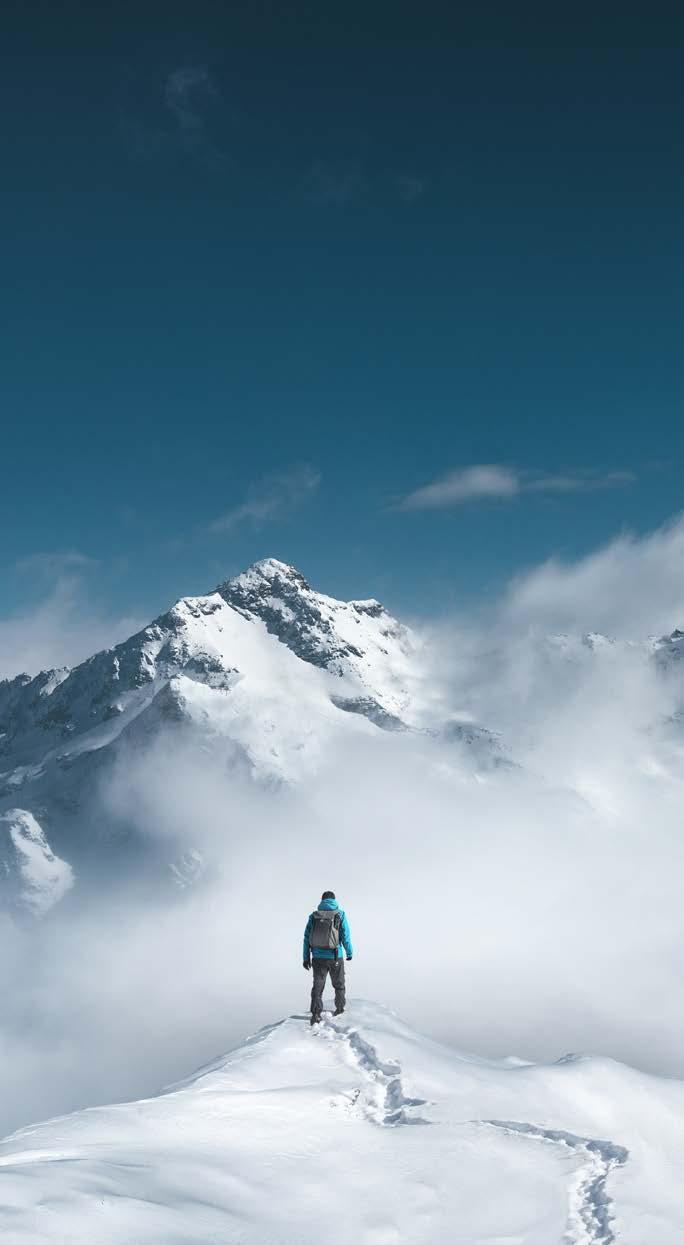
303, 898, 353, 961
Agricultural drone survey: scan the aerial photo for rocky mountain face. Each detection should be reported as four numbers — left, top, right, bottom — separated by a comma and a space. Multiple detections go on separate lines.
0, 808, 73, 917
653, 627, 684, 669
2, 557, 680, 917
0, 560, 468, 913
220, 559, 412, 682
0, 561, 419, 773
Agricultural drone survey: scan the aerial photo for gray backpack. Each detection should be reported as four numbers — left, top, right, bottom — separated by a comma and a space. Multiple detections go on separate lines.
309, 909, 341, 952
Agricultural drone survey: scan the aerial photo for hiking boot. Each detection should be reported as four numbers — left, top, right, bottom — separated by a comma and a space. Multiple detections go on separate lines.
333, 1007, 345, 1016
310, 1014, 321, 1026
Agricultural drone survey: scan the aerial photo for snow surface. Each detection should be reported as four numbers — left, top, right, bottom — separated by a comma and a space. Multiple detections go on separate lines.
219, 558, 427, 723
0, 562, 465, 903
0, 999, 681, 1244
0, 564, 432, 795
0, 809, 73, 916
1, 557, 682, 908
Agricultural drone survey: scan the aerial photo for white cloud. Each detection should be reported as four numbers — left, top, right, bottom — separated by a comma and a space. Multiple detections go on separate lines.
502, 514, 684, 639
399, 464, 635, 510
399, 464, 519, 508
209, 465, 320, 534
0, 558, 144, 680
3, 514, 684, 1145
3, 634, 684, 1138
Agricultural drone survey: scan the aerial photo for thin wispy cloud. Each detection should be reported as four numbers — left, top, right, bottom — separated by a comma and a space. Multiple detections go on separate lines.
397, 465, 636, 511
300, 160, 365, 206
208, 465, 320, 534
120, 64, 424, 210
163, 65, 228, 170
526, 470, 635, 494
14, 551, 98, 580
119, 62, 231, 172
1, 554, 143, 679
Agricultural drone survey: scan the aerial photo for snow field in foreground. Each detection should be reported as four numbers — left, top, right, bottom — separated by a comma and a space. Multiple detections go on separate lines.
0, 1000, 682, 1244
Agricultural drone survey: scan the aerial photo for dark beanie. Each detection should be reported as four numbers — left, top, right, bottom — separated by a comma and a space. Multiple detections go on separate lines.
321, 890, 335, 900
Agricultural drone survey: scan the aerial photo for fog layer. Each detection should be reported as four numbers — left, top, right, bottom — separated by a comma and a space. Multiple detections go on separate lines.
1, 520, 683, 1136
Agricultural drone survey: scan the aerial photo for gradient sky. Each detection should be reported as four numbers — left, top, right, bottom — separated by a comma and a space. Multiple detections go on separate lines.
1, 4, 682, 629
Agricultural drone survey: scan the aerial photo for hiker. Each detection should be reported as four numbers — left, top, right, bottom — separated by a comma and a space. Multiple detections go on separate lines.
303, 891, 353, 1025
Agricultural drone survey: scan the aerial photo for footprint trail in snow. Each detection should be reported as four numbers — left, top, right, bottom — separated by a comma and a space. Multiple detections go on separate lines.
316, 1012, 630, 1243
315, 1013, 430, 1126
485, 1120, 628, 1245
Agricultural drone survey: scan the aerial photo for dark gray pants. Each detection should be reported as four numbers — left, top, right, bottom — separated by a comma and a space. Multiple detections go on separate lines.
310, 957, 345, 1018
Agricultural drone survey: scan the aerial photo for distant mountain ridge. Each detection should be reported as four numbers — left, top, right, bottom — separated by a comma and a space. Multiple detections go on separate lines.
0, 560, 420, 774
0, 560, 441, 913
1, 557, 682, 916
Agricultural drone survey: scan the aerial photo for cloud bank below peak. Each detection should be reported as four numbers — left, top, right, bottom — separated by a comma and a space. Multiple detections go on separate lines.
502, 512, 684, 639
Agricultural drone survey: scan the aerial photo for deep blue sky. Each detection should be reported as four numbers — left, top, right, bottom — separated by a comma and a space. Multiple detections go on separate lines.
1, 4, 682, 624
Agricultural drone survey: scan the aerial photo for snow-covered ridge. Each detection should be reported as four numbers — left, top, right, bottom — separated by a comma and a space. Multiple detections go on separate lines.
0, 562, 444, 908
0, 560, 421, 781
0, 809, 73, 916
3, 559, 680, 792
0, 1000, 681, 1243
1, 558, 683, 911
217, 557, 421, 719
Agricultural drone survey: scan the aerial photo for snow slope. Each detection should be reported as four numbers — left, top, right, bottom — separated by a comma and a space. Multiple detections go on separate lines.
0, 809, 73, 916
0, 561, 501, 906
1, 557, 682, 910
0, 560, 425, 785
0, 1000, 681, 1244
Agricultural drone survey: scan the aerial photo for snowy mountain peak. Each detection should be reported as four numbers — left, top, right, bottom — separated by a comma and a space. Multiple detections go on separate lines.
0, 561, 436, 910
217, 559, 406, 678
242, 560, 386, 619
0, 559, 417, 786
230, 557, 311, 589
0, 560, 513, 910
215, 557, 427, 735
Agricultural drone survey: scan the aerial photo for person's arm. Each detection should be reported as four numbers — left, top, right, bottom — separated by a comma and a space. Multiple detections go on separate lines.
302, 915, 313, 966
340, 911, 353, 960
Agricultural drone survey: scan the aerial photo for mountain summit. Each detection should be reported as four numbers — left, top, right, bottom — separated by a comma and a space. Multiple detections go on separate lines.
218, 558, 420, 721
3, 558, 680, 916
0, 561, 437, 912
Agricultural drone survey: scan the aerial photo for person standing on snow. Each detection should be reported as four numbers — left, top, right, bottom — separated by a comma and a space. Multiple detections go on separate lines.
303, 891, 353, 1025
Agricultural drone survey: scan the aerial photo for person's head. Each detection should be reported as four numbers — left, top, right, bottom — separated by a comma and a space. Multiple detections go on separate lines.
321, 890, 335, 901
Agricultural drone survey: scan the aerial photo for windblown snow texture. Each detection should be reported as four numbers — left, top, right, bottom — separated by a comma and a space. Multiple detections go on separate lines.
0, 1001, 681, 1244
